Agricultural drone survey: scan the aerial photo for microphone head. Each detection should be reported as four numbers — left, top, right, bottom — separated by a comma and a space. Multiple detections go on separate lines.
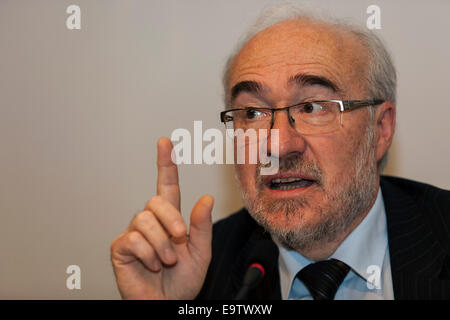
247, 239, 279, 270
248, 263, 266, 278
242, 239, 279, 287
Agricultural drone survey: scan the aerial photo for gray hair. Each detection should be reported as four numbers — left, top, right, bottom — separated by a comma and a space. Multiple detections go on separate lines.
222, 3, 396, 172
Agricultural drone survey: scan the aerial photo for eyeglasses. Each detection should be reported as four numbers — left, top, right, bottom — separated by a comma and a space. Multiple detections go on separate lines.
220, 99, 384, 135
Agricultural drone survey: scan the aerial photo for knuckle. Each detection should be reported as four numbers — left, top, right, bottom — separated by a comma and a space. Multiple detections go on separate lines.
127, 231, 142, 248
134, 210, 150, 225
148, 195, 163, 208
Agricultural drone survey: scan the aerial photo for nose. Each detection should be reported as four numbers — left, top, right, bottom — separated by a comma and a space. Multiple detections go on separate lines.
267, 108, 307, 158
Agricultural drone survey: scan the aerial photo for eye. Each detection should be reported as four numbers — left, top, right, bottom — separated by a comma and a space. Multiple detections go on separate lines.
223, 114, 233, 122
245, 108, 266, 120
303, 102, 325, 114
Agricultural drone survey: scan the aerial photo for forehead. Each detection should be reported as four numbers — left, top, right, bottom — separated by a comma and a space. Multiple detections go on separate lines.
229, 19, 368, 97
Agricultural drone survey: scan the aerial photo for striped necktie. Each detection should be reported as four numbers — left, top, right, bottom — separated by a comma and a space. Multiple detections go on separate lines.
296, 259, 350, 300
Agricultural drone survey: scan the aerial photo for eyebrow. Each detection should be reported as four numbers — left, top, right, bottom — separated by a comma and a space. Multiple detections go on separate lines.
230, 80, 264, 104
288, 73, 343, 95
229, 73, 343, 105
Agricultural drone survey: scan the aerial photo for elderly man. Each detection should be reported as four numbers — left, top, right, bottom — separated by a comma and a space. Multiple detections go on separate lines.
110, 7, 450, 300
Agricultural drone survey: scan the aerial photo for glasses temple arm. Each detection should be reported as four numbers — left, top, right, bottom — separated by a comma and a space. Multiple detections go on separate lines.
342, 99, 384, 111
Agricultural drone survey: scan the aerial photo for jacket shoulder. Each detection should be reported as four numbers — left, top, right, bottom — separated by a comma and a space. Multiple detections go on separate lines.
381, 175, 450, 207
381, 175, 450, 249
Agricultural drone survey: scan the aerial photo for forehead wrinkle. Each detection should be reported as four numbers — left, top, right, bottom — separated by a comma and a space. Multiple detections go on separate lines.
231, 49, 349, 97
233, 59, 343, 83
228, 19, 369, 100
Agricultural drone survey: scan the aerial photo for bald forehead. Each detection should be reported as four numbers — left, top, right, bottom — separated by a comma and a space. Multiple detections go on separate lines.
228, 18, 369, 99
242, 19, 346, 58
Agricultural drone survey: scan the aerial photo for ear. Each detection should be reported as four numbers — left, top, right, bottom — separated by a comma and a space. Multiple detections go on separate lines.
375, 101, 396, 163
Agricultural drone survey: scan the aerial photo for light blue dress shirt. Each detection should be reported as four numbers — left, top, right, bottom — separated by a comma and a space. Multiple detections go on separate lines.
277, 188, 394, 300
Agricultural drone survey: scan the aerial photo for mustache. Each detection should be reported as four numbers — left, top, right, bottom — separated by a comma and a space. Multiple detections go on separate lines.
256, 152, 324, 187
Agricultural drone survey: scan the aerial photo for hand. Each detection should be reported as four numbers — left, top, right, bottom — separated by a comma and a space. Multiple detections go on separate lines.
110, 137, 214, 299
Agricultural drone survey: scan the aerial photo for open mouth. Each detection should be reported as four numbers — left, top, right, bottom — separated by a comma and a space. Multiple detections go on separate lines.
268, 177, 316, 191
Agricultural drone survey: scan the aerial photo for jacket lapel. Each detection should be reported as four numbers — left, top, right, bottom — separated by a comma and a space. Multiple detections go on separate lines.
230, 223, 282, 300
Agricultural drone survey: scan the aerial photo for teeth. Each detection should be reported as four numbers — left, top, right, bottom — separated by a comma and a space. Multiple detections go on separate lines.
272, 177, 303, 184
269, 178, 314, 190
277, 184, 302, 190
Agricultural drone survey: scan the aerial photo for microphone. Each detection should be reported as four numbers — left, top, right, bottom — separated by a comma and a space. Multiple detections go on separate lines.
234, 239, 278, 300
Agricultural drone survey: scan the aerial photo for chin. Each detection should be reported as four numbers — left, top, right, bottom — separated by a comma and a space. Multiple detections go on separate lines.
249, 201, 319, 233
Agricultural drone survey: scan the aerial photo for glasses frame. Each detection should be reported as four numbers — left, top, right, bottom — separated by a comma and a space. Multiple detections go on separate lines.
220, 99, 384, 132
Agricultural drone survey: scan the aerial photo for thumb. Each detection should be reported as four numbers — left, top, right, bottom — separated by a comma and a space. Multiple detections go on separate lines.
188, 194, 214, 256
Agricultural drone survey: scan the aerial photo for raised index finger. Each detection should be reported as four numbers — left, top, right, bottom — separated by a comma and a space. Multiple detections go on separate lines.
156, 137, 181, 210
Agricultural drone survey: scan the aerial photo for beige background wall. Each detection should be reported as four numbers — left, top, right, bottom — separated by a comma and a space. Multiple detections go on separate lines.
0, 0, 449, 299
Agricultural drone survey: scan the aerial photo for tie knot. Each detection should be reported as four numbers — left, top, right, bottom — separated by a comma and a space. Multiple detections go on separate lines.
296, 259, 350, 300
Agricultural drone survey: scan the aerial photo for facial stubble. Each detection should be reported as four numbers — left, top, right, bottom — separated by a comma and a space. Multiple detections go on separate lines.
235, 122, 378, 253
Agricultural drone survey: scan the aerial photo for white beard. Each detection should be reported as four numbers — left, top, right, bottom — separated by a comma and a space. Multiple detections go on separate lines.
235, 120, 379, 253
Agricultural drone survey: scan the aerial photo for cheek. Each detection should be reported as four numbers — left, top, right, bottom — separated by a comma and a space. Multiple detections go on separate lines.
307, 133, 362, 184
235, 164, 258, 192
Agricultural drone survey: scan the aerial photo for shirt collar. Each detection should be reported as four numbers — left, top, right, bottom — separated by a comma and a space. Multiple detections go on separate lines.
331, 188, 387, 281
277, 187, 388, 299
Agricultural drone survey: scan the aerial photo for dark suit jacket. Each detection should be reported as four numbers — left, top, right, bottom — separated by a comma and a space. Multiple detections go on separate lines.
196, 176, 450, 300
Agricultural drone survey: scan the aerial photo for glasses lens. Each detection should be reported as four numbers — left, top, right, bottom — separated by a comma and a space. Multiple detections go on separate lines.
225, 109, 271, 130
290, 101, 340, 134
222, 102, 342, 136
